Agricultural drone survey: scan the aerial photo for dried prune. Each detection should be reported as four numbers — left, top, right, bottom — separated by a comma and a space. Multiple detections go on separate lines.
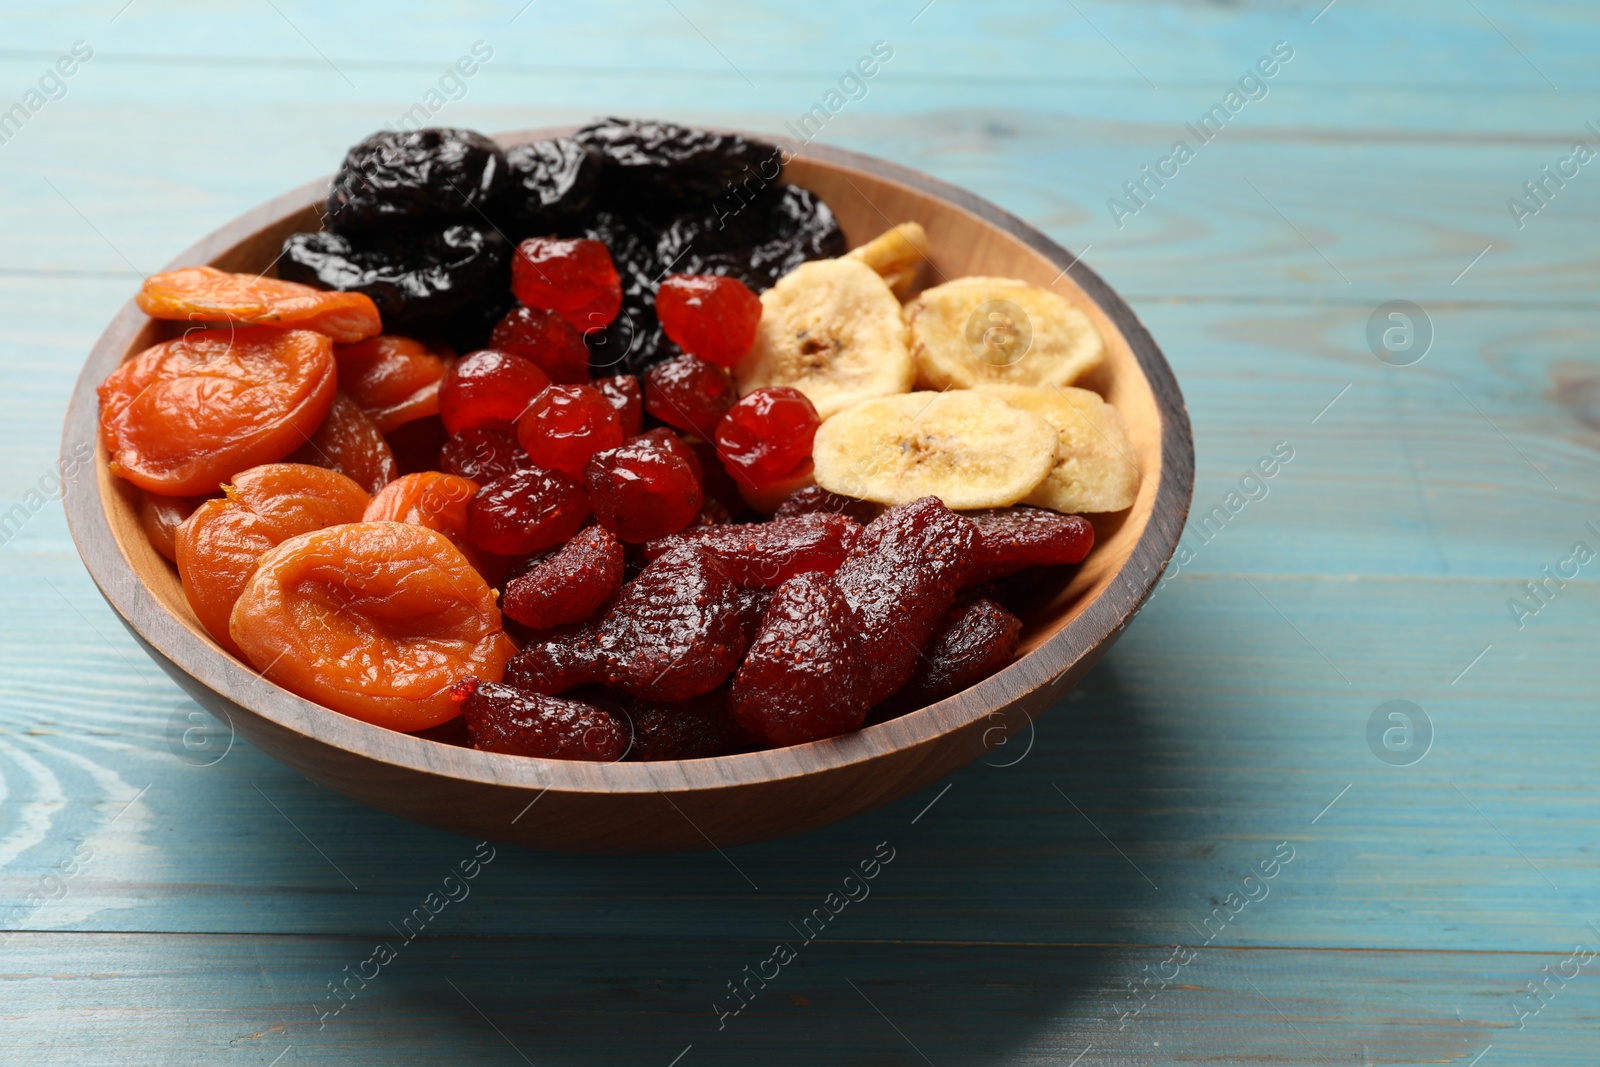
715, 386, 818, 490
896, 598, 1022, 707
575, 118, 772, 217
334, 334, 451, 432
438, 349, 550, 434
579, 210, 672, 375
655, 274, 761, 367
505, 544, 744, 702
731, 571, 868, 746
289, 391, 399, 494
655, 185, 846, 291
502, 523, 624, 630
516, 384, 623, 478
230, 522, 514, 731
962, 507, 1096, 584
584, 436, 702, 543
642, 512, 859, 588
138, 491, 208, 563
137, 266, 382, 344
489, 305, 591, 384
833, 496, 979, 705
773, 484, 881, 525
327, 128, 507, 231
645, 354, 735, 441
175, 463, 369, 656
439, 424, 529, 483
621, 690, 754, 761
98, 327, 336, 496
280, 222, 508, 333
500, 137, 603, 236
459, 680, 627, 761
466, 466, 590, 556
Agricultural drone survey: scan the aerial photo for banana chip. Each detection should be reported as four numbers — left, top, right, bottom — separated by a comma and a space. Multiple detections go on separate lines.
976, 384, 1139, 513
907, 277, 1103, 390
812, 390, 1057, 510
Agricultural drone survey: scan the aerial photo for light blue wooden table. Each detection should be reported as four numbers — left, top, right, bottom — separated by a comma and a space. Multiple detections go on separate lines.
2, 2, 1596, 1063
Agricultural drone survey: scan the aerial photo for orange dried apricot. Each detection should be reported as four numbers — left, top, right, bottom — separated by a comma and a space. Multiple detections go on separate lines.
137, 491, 209, 562
136, 266, 381, 343
334, 335, 451, 432
289, 392, 399, 494
362, 471, 477, 548
174, 463, 370, 656
229, 521, 515, 731
98, 326, 337, 496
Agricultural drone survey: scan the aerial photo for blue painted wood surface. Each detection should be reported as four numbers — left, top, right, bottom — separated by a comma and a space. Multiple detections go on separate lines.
2, 1, 1598, 1063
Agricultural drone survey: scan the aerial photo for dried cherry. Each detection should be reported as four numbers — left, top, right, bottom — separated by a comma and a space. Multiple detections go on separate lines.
644, 355, 734, 441
592, 374, 643, 437
655, 274, 761, 367
714, 386, 818, 490
98, 326, 336, 496
512, 237, 622, 334
289, 391, 399, 494
642, 513, 859, 588
439, 424, 529, 483
502, 524, 624, 630
833, 497, 979, 705
385, 414, 447, 475
515, 384, 623, 479
437, 349, 551, 434
230, 522, 514, 731
459, 680, 628, 761
731, 571, 868, 746
466, 466, 590, 557
175, 463, 369, 655
584, 436, 702, 543
488, 305, 591, 384
327, 128, 507, 230
963, 507, 1096, 584
333, 334, 451, 433
136, 266, 382, 344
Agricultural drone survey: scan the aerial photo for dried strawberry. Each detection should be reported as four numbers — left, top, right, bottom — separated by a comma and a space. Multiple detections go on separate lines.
833, 496, 978, 705
731, 572, 868, 746
773, 484, 881, 525
502, 524, 625, 630
620, 689, 754, 761
641, 513, 859, 588
896, 598, 1022, 707
963, 507, 1094, 584
460, 679, 628, 761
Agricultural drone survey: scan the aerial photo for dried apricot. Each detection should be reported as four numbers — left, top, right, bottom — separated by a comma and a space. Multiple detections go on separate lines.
136, 266, 381, 343
230, 522, 515, 731
175, 463, 370, 656
289, 391, 399, 494
333, 334, 451, 432
363, 471, 478, 554
98, 327, 337, 496
138, 491, 208, 562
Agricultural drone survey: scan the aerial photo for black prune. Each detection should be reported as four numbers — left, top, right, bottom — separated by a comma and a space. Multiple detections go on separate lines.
280, 222, 508, 334
655, 184, 846, 291
499, 137, 604, 238
326, 128, 507, 231
575, 118, 773, 218
579, 210, 676, 374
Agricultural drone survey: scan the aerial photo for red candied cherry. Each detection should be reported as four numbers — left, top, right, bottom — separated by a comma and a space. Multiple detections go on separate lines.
439, 424, 530, 484
489, 306, 592, 384
438, 349, 550, 434
516, 384, 624, 479
512, 237, 622, 334
633, 427, 702, 481
592, 374, 642, 437
584, 436, 703, 543
466, 466, 590, 556
644, 354, 735, 441
715, 386, 820, 490
655, 273, 762, 368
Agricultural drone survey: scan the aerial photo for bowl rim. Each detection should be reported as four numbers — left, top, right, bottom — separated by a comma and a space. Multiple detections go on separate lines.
61, 128, 1193, 796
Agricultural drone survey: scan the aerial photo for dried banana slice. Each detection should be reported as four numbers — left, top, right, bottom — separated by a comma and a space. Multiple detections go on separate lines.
907, 277, 1103, 390
977, 384, 1139, 513
845, 221, 930, 297
733, 258, 913, 420
812, 390, 1057, 510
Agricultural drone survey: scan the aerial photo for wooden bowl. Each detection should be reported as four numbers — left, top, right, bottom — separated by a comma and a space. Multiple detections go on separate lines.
61, 129, 1193, 852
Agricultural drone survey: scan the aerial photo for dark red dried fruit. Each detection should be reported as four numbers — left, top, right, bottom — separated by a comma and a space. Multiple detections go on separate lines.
489, 305, 592, 384
635, 427, 702, 480
438, 349, 550, 434
584, 437, 703, 543
642, 513, 859, 588
461, 680, 628, 761
897, 598, 1022, 707
592, 374, 643, 437
690, 439, 745, 515
834, 496, 979, 706
385, 413, 448, 476
963, 507, 1095, 584
731, 572, 868, 746
515, 384, 623, 479
466, 466, 590, 556
774, 484, 881, 525
512, 237, 622, 333
621, 689, 754, 761
644, 354, 734, 441
695, 497, 734, 526
714, 386, 819, 490
505, 545, 745, 702
439, 424, 530, 484
655, 274, 762, 368
734, 585, 774, 645
502, 524, 625, 630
